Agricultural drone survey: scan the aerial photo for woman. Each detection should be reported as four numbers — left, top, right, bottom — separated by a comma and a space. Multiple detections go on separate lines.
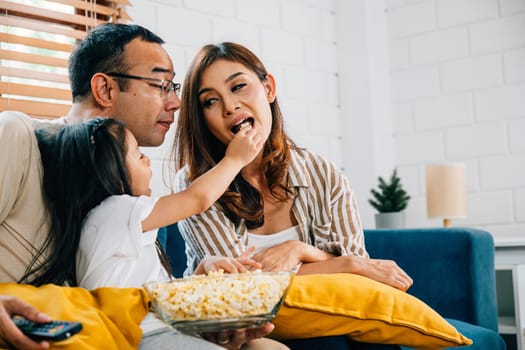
173, 42, 412, 291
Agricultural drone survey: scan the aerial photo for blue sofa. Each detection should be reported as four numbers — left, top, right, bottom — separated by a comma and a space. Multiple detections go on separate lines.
160, 225, 505, 349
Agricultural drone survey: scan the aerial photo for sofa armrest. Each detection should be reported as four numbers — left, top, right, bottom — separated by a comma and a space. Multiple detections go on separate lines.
161, 223, 187, 278
364, 227, 498, 332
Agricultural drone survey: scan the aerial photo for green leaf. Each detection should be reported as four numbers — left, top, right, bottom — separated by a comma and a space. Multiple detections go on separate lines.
368, 168, 411, 213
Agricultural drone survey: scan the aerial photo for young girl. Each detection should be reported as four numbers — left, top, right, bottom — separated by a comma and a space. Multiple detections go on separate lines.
31, 117, 288, 350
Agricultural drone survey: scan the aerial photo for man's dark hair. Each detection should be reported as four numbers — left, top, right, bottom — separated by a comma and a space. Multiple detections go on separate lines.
69, 23, 164, 102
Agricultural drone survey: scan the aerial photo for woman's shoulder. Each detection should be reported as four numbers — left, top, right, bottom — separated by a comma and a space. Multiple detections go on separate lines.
173, 165, 190, 191
291, 147, 340, 173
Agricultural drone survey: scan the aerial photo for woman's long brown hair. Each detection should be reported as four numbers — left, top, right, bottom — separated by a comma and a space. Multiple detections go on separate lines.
173, 42, 294, 228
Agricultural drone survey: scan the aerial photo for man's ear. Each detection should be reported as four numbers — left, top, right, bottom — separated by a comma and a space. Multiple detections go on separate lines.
264, 73, 277, 103
91, 73, 116, 108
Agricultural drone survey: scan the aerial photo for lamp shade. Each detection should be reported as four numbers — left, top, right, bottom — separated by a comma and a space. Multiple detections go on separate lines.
425, 163, 466, 225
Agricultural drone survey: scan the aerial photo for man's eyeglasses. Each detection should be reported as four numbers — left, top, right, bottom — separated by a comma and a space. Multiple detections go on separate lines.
105, 72, 181, 98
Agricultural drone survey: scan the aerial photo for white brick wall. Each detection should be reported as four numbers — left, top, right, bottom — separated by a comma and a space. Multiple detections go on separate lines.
391, 66, 440, 100
509, 118, 525, 152
464, 190, 514, 225
437, 0, 499, 27
236, 0, 281, 27
396, 131, 444, 163
388, 1, 436, 38
475, 84, 525, 120
445, 122, 507, 158
413, 93, 474, 129
516, 189, 525, 221
129, 0, 525, 237
480, 155, 525, 189
441, 54, 503, 92
470, 13, 525, 54
505, 48, 525, 82
410, 28, 468, 65
388, 0, 525, 236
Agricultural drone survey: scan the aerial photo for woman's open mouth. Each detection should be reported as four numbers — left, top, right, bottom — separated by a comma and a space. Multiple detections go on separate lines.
231, 117, 254, 134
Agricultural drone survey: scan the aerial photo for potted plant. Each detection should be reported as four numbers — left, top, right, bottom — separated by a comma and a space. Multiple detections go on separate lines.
369, 169, 411, 229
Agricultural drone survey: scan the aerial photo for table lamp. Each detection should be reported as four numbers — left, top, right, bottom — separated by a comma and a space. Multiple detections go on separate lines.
425, 163, 467, 227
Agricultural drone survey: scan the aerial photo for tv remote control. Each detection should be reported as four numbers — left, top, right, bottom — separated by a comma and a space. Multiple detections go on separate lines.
12, 316, 82, 341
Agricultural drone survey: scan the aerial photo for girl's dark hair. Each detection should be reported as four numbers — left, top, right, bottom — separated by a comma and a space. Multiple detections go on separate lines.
69, 23, 164, 102
20, 117, 171, 286
174, 42, 294, 229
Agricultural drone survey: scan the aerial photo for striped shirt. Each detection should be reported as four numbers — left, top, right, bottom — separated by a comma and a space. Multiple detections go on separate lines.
174, 148, 368, 276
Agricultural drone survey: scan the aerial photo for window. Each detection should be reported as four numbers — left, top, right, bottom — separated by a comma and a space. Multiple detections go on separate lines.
0, 0, 130, 119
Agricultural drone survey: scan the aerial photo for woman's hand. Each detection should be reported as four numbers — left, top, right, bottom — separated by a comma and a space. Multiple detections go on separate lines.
251, 245, 413, 291
346, 255, 413, 291
0, 295, 52, 350
252, 240, 331, 272
195, 247, 262, 275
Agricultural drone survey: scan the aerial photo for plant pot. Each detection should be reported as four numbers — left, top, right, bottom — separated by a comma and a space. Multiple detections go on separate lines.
374, 212, 406, 229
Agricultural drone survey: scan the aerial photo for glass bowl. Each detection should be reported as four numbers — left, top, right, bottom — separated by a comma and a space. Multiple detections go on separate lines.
143, 271, 293, 334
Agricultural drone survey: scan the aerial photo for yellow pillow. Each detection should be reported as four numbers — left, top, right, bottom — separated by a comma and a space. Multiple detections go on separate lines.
0, 283, 150, 350
271, 274, 472, 349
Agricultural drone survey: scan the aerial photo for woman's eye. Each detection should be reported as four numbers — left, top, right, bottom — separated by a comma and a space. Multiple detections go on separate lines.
232, 83, 247, 92
202, 98, 217, 108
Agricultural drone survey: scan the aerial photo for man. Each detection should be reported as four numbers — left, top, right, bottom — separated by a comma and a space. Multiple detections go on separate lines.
0, 23, 273, 350
0, 24, 177, 284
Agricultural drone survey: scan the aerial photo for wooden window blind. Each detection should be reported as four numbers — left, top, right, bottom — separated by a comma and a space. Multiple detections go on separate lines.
0, 0, 130, 119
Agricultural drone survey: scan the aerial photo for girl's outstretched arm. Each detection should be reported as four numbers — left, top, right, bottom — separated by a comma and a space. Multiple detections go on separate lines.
142, 125, 262, 232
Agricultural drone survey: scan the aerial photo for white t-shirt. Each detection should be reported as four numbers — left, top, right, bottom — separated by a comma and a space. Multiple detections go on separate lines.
247, 225, 300, 254
76, 194, 170, 333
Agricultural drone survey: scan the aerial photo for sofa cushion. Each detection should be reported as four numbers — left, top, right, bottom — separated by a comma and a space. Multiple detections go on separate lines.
0, 283, 149, 350
271, 274, 472, 349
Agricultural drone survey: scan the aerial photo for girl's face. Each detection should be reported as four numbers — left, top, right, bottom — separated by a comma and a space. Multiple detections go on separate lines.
125, 130, 152, 196
197, 59, 276, 147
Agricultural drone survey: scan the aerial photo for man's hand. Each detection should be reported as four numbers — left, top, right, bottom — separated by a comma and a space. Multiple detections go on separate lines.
0, 295, 52, 349
202, 323, 275, 349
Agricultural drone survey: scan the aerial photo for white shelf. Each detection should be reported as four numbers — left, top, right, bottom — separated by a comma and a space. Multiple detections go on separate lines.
499, 316, 517, 334
495, 241, 525, 350
495, 237, 525, 248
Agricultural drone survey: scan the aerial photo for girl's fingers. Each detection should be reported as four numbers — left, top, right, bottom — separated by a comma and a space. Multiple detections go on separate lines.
240, 246, 256, 259
231, 260, 247, 273
237, 258, 262, 269
217, 260, 238, 274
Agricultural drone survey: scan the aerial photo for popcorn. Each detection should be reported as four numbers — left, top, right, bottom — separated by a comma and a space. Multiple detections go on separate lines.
145, 270, 291, 321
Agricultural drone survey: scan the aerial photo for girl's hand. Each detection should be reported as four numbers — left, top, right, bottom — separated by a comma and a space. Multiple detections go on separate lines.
224, 125, 262, 166
251, 240, 329, 272
195, 247, 262, 275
